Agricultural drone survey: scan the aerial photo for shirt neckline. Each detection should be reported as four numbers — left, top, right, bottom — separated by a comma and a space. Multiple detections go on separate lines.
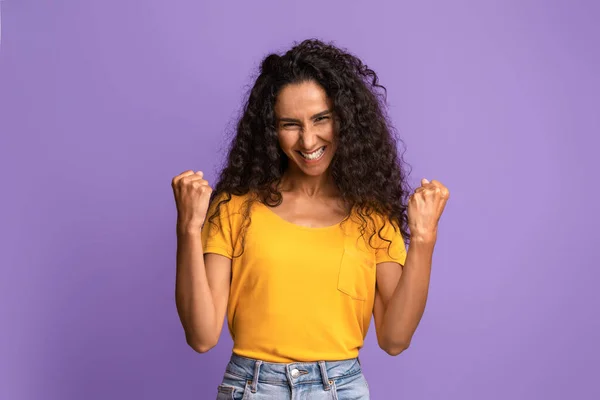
256, 201, 349, 231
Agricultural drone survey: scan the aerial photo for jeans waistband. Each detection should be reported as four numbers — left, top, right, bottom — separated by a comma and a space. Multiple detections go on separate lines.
225, 353, 363, 392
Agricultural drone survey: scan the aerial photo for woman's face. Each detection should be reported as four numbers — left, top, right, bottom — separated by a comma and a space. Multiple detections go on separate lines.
274, 80, 337, 178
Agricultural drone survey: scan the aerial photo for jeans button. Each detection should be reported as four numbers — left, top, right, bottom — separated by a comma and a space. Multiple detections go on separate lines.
291, 368, 300, 378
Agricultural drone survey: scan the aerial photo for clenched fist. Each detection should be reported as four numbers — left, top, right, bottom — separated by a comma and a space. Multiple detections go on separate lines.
171, 170, 213, 232
408, 178, 450, 242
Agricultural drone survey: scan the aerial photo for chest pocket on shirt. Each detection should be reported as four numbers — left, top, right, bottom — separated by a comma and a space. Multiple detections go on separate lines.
337, 246, 376, 301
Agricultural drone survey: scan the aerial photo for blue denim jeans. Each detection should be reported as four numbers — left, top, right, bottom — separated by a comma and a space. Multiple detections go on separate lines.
216, 353, 370, 399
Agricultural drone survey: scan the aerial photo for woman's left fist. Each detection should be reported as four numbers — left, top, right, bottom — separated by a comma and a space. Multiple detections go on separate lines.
407, 178, 450, 242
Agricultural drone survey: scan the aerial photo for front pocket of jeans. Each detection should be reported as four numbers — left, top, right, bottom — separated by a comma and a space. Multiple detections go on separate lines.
217, 373, 251, 400
216, 381, 250, 400
337, 247, 375, 301
216, 384, 235, 400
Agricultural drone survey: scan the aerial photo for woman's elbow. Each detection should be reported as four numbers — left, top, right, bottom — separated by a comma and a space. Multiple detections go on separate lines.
379, 338, 410, 356
189, 342, 215, 354
186, 335, 218, 354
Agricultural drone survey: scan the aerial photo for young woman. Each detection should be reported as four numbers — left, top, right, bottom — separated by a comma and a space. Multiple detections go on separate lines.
172, 39, 450, 399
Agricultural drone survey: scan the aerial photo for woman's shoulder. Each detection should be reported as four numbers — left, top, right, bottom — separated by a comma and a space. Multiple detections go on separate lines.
348, 207, 397, 229
210, 190, 254, 215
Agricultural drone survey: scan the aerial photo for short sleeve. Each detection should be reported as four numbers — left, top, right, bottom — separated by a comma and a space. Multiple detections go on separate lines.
373, 214, 407, 266
201, 194, 237, 259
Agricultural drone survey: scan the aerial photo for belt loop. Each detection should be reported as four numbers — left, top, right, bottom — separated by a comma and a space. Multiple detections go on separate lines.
251, 360, 262, 393
318, 361, 331, 391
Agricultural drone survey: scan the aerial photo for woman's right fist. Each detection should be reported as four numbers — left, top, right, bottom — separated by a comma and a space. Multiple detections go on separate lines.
171, 170, 213, 231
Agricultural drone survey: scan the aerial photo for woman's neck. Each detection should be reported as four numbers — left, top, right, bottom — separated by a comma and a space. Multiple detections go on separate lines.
279, 169, 338, 199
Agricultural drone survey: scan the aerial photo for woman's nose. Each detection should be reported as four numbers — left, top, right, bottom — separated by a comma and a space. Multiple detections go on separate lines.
300, 126, 318, 149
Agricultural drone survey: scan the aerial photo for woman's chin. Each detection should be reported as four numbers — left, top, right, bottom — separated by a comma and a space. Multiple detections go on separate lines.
294, 160, 331, 177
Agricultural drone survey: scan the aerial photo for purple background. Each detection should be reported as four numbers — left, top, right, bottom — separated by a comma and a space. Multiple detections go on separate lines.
1, 1, 598, 399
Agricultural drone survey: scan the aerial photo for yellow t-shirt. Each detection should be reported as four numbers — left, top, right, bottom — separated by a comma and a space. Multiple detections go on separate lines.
201, 193, 407, 362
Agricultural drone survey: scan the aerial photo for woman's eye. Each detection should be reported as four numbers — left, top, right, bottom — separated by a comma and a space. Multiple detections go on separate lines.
315, 116, 329, 122
282, 123, 297, 128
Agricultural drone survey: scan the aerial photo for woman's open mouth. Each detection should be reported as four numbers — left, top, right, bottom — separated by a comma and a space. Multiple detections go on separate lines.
297, 146, 326, 162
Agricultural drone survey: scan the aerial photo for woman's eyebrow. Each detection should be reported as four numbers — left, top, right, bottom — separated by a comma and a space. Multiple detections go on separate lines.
278, 109, 332, 123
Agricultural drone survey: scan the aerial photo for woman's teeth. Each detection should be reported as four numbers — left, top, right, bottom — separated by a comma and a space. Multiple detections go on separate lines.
299, 146, 325, 160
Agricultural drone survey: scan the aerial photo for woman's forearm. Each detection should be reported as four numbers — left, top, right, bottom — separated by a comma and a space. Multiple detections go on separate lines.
380, 236, 435, 354
175, 227, 218, 352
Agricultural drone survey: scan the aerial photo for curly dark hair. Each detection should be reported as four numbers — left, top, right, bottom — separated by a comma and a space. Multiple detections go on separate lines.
208, 38, 413, 256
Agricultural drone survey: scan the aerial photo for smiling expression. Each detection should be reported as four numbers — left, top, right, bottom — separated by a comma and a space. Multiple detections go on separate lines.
274, 81, 337, 177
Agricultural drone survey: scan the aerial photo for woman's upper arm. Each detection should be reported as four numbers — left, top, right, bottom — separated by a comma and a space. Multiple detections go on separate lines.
204, 252, 232, 339
373, 261, 403, 344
